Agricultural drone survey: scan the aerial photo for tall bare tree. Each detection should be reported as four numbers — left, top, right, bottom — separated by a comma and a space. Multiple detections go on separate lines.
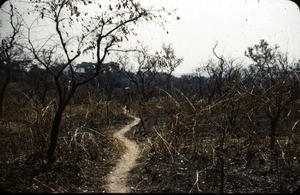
155, 43, 183, 92
21, 0, 168, 163
118, 47, 159, 100
243, 40, 300, 150
0, 2, 23, 117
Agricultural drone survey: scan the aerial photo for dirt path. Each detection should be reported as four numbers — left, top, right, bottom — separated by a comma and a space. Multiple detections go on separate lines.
105, 108, 141, 193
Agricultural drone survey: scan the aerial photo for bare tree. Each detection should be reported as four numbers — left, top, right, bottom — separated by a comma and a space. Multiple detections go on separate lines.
22, 0, 168, 163
155, 43, 183, 92
242, 39, 300, 150
118, 47, 159, 100
0, 2, 23, 117
202, 42, 240, 104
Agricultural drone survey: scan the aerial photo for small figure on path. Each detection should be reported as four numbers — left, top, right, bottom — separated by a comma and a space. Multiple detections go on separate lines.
124, 86, 132, 113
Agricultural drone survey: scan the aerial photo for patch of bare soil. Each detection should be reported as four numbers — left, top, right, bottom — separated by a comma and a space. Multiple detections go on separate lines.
105, 108, 141, 193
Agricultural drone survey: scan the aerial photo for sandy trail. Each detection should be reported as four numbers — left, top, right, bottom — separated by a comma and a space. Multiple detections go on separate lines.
105, 109, 141, 193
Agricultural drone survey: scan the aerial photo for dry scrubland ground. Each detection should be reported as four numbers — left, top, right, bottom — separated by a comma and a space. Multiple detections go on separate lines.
126, 99, 300, 193
0, 96, 131, 192
1, 95, 300, 193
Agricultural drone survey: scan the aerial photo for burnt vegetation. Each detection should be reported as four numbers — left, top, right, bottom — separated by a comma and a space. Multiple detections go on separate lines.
1, 37, 300, 193
1, 0, 300, 193
126, 40, 300, 193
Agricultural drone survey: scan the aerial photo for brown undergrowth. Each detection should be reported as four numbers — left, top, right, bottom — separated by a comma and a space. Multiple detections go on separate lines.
0, 93, 131, 193
125, 97, 300, 193
1, 88, 299, 193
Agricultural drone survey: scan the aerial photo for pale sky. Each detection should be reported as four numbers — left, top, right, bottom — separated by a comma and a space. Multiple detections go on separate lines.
126, 0, 300, 75
1, 0, 300, 75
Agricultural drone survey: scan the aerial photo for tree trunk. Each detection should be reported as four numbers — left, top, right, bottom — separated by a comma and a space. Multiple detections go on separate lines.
0, 76, 10, 118
166, 73, 172, 92
219, 155, 225, 194
45, 108, 63, 164
218, 127, 226, 194
269, 112, 281, 150
269, 119, 277, 150
46, 86, 77, 164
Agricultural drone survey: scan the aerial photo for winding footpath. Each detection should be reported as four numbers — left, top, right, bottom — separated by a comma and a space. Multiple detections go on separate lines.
105, 108, 141, 193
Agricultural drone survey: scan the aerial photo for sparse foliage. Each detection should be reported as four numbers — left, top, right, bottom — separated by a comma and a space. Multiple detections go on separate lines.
20, 0, 170, 163
0, 1, 299, 193
0, 2, 24, 117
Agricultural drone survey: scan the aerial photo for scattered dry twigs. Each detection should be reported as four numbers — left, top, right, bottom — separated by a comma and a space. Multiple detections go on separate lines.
0, 94, 131, 192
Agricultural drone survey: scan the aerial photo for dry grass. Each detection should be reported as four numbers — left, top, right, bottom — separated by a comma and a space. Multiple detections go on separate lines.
0, 92, 131, 192
126, 96, 300, 193
1, 86, 299, 193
